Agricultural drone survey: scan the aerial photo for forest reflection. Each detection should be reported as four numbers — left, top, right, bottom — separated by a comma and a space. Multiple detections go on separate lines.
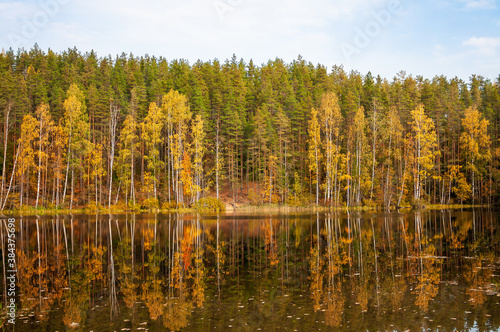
1, 210, 500, 331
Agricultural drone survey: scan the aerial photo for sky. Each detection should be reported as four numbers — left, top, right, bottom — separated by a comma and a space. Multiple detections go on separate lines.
0, 0, 499, 81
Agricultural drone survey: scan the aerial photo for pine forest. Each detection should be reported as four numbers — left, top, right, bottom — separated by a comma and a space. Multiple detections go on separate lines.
1, 46, 499, 211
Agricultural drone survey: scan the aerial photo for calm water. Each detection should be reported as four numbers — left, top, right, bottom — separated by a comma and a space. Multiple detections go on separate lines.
1, 209, 500, 331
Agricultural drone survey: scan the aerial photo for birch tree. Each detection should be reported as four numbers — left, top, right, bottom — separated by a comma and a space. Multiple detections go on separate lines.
308, 107, 321, 206
162, 90, 191, 204
35, 103, 53, 208
62, 84, 90, 209
17, 114, 37, 207
191, 114, 205, 202
353, 106, 366, 205
410, 105, 438, 203
319, 92, 342, 205
142, 102, 164, 200
460, 106, 491, 204
116, 115, 139, 205
108, 103, 120, 208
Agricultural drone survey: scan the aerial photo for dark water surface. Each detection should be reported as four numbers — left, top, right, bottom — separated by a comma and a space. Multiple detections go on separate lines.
1, 209, 500, 331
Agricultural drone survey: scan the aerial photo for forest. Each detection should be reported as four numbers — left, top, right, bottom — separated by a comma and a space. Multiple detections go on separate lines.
0, 46, 499, 210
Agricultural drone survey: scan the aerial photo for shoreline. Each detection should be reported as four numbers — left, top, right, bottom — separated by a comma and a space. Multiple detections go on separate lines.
0, 203, 492, 217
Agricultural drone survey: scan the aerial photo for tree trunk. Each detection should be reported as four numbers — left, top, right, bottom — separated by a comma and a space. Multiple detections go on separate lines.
1, 141, 20, 211
1, 106, 10, 205
35, 115, 43, 208
62, 132, 72, 207
370, 105, 376, 202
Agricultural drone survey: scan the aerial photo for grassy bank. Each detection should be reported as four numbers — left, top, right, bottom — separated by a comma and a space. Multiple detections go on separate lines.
0, 203, 492, 217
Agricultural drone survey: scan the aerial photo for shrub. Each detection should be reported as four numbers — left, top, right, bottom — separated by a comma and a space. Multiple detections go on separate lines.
248, 188, 262, 206
161, 201, 179, 210
127, 201, 141, 211
287, 194, 303, 207
84, 202, 103, 212
193, 197, 225, 212
141, 197, 159, 209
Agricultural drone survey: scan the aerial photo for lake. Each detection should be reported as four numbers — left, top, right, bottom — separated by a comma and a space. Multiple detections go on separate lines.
1, 209, 500, 331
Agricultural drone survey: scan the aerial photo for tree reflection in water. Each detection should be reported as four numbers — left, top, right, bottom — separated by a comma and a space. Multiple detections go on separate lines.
0, 210, 499, 331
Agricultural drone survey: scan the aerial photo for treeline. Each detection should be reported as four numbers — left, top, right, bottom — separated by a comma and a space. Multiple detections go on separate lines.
0, 46, 499, 210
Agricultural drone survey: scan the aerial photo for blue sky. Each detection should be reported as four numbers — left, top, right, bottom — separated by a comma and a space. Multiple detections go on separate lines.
1, 0, 499, 80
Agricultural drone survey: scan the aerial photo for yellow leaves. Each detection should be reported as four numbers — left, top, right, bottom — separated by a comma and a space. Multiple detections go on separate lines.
460, 105, 491, 166
52, 124, 68, 178
409, 105, 439, 201
320, 92, 343, 202
62, 302, 82, 328
118, 114, 138, 159
142, 280, 163, 320
143, 228, 155, 251
410, 105, 439, 171
191, 114, 205, 198
308, 107, 322, 174
63, 83, 89, 148
170, 252, 182, 291
355, 281, 369, 312
264, 154, 279, 204
63, 84, 86, 129
309, 246, 324, 312
142, 102, 164, 152
142, 171, 155, 197
121, 277, 137, 309
453, 172, 471, 202
387, 106, 403, 143
85, 245, 106, 282
320, 92, 342, 129
35, 103, 54, 168
180, 151, 194, 198
187, 246, 206, 308
141, 101, 166, 197
411, 244, 441, 312
288, 171, 304, 206
27, 64, 36, 76
354, 106, 366, 141
63, 83, 91, 170
86, 143, 106, 178
324, 282, 345, 327
163, 298, 192, 331
161, 89, 191, 124
18, 114, 38, 175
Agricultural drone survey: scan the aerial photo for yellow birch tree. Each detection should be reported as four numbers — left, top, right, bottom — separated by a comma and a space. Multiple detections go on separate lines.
460, 106, 491, 204
308, 107, 321, 205
410, 105, 438, 203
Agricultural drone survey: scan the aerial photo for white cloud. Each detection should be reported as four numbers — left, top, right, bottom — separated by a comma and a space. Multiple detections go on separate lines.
463, 36, 500, 56
461, 0, 496, 9
1, 0, 498, 80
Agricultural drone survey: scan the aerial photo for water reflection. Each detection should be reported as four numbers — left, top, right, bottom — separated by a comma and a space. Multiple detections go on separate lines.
1, 210, 500, 331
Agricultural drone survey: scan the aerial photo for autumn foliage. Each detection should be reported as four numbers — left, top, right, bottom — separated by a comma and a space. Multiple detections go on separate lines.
0, 48, 499, 210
